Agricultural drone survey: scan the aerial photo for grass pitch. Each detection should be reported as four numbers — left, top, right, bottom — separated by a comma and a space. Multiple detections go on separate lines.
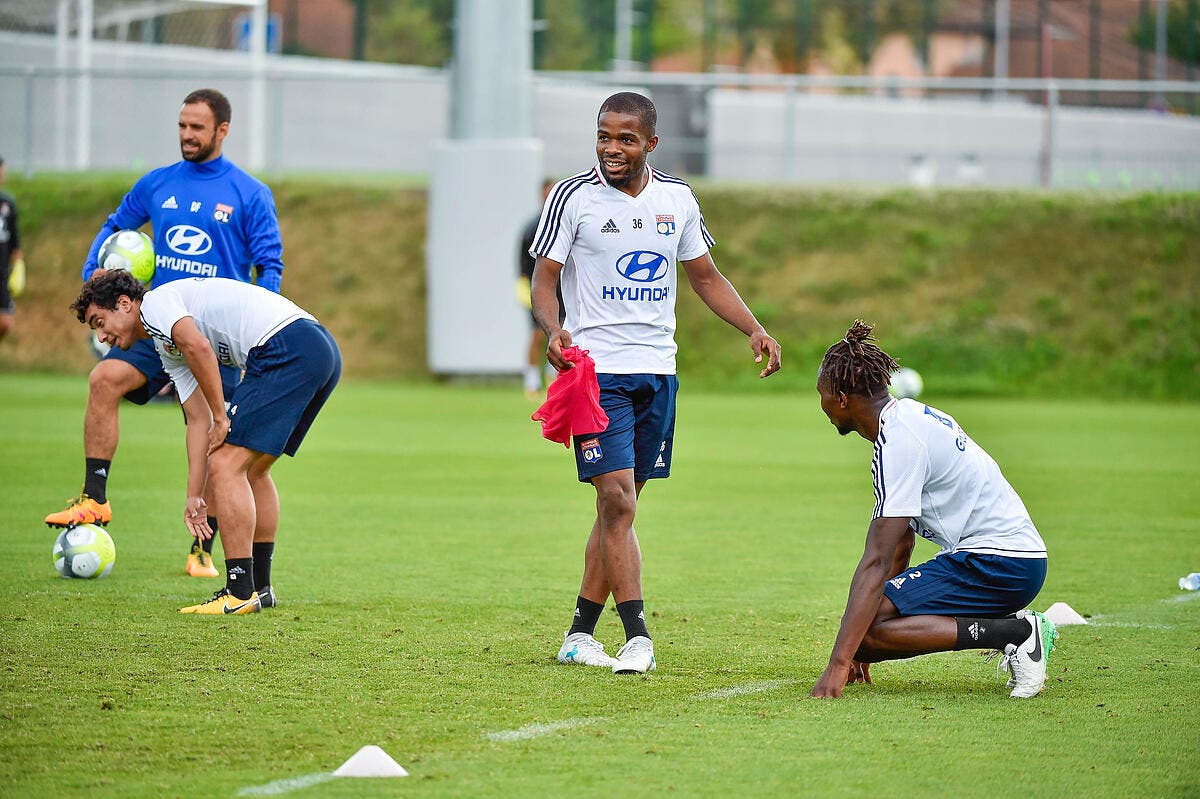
1, 374, 1197, 798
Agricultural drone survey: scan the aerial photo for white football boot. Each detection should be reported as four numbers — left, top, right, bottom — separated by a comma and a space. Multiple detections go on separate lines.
556, 632, 617, 667
612, 636, 656, 674
1001, 609, 1059, 698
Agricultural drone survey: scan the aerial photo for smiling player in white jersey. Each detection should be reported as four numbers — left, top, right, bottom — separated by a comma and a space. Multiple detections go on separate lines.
530, 92, 782, 674
810, 321, 1057, 699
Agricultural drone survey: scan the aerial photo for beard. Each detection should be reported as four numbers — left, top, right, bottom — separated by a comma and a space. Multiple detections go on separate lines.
181, 136, 218, 163
599, 155, 645, 189
600, 162, 630, 187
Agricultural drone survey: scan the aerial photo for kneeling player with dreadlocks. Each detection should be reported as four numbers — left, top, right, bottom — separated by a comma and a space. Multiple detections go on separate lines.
810, 321, 1057, 699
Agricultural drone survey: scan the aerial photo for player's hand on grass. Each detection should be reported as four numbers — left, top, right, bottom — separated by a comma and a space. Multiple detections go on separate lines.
848, 660, 872, 685
810, 663, 847, 699
546, 328, 574, 372
207, 415, 230, 454
750, 330, 781, 378
185, 496, 212, 540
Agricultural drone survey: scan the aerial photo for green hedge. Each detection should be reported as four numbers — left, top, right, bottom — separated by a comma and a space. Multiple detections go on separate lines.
3, 175, 1197, 399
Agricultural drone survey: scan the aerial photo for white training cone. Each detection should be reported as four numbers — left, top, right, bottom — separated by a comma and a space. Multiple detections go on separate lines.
1044, 602, 1088, 626
332, 745, 409, 778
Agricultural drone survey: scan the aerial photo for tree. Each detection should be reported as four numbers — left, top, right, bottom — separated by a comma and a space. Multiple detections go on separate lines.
364, 0, 453, 66
1129, 0, 1200, 68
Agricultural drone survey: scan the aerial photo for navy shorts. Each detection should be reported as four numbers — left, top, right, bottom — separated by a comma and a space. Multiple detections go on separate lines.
574, 373, 677, 483
225, 319, 341, 458
884, 551, 1047, 618
105, 337, 238, 405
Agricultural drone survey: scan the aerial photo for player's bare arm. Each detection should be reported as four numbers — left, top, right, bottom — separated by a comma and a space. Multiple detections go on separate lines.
180, 390, 214, 541
169, 316, 229, 453
842, 526, 912, 686
532, 255, 572, 370
811, 515, 913, 699
680, 253, 781, 378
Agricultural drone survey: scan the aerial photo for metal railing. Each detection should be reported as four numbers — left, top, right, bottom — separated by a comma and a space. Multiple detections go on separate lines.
3, 61, 1198, 189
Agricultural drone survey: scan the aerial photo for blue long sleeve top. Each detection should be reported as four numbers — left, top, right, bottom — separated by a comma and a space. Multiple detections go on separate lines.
82, 155, 283, 293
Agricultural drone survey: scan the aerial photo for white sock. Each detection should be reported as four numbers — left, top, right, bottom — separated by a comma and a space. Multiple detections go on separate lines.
522, 365, 541, 392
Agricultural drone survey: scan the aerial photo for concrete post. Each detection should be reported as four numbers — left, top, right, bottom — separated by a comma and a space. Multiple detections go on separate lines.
427, 0, 544, 374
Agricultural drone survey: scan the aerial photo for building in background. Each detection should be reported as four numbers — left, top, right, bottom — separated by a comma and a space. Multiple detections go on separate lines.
0, 0, 1197, 188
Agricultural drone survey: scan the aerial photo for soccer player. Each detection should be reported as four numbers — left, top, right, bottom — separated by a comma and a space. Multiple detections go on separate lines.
0, 155, 24, 343
44, 88, 285, 580
530, 92, 782, 674
810, 321, 1056, 699
70, 271, 341, 614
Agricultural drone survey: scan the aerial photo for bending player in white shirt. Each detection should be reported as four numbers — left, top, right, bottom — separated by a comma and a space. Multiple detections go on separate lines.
71, 272, 341, 614
811, 321, 1057, 699
530, 92, 782, 674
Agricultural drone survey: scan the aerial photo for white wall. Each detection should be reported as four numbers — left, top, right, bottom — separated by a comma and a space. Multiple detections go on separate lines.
708, 90, 1200, 190
3, 31, 1198, 189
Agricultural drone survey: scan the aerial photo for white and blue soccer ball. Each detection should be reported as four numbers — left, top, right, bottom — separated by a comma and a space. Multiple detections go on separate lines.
97, 229, 155, 284
889, 367, 924, 400
53, 524, 116, 579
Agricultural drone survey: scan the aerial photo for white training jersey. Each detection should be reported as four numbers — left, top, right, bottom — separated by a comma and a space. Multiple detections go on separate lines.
139, 276, 314, 402
529, 163, 713, 374
872, 398, 1046, 558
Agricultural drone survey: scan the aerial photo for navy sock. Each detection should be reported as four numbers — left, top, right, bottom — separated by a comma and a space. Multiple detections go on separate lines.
225, 558, 254, 600
616, 599, 650, 641
252, 542, 274, 590
567, 596, 605, 636
955, 617, 1029, 650
83, 458, 111, 503
203, 518, 217, 554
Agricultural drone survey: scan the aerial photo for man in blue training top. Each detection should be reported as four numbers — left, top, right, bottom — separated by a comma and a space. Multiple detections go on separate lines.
45, 88, 285, 580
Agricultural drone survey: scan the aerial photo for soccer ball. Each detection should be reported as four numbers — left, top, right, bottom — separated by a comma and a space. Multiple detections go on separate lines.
52, 524, 116, 579
888, 367, 924, 400
97, 229, 155, 283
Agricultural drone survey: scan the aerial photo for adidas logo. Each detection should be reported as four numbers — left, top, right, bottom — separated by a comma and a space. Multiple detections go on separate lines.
93, 468, 107, 477
573, 608, 582, 617
601, 219, 620, 233
161, 195, 178, 209
968, 622, 982, 641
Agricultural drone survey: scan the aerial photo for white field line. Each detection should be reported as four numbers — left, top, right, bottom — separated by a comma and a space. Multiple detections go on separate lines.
485, 717, 603, 743
237, 772, 337, 796
485, 679, 795, 744
691, 679, 795, 701
1164, 591, 1200, 603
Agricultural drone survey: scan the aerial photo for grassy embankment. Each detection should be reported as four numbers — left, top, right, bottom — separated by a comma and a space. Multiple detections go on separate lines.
3, 175, 1196, 399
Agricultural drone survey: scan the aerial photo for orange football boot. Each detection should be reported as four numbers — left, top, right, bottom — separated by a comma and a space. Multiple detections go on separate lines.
185, 543, 220, 578
44, 493, 112, 528
179, 588, 261, 615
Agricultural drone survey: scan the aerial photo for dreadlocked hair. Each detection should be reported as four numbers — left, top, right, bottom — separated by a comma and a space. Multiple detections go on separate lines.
818, 320, 899, 398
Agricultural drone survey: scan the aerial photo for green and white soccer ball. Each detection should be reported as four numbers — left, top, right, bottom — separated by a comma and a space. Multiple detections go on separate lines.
52, 524, 116, 579
889, 367, 924, 400
97, 229, 155, 284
